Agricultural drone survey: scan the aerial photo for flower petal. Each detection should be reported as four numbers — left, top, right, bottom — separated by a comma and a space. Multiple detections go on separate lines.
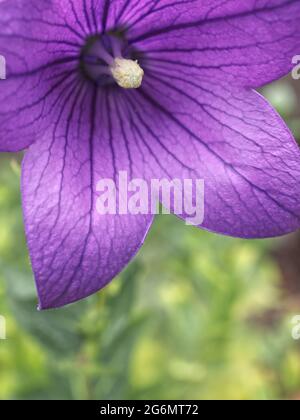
21, 88, 153, 310
129, 0, 300, 88
0, 0, 84, 151
123, 73, 300, 238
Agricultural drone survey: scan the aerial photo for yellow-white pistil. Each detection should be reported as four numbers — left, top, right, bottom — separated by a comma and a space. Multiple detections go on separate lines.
110, 58, 144, 89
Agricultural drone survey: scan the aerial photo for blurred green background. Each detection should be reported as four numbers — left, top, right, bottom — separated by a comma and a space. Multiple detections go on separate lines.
0, 77, 300, 400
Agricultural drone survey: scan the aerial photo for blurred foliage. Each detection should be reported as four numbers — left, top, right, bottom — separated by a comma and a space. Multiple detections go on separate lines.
0, 78, 300, 400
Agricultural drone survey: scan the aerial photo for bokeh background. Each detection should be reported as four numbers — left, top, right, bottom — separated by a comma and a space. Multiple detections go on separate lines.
0, 76, 300, 400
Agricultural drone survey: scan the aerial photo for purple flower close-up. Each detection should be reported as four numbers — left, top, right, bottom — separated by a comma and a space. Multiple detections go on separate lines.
1, 0, 300, 310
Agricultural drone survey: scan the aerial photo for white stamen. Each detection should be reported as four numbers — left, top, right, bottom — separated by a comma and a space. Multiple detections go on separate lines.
110, 58, 144, 89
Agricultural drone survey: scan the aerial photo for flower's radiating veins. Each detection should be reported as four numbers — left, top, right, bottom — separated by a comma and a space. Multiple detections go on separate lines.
110, 58, 144, 89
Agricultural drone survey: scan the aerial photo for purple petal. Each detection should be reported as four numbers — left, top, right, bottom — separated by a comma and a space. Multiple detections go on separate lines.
21, 88, 153, 310
128, 0, 300, 88
124, 73, 300, 238
0, 1, 84, 151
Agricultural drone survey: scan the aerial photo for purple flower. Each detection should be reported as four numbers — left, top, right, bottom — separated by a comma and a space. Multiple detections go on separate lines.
1, 0, 300, 309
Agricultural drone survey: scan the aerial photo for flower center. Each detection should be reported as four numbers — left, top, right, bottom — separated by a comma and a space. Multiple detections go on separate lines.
80, 33, 144, 89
